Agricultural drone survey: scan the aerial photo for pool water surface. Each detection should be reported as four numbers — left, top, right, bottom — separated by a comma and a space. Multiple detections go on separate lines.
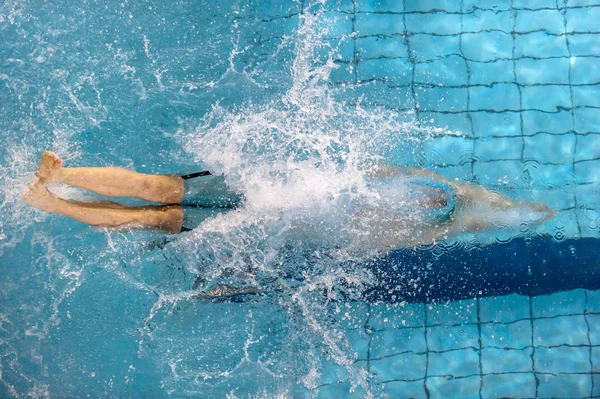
1, 0, 600, 398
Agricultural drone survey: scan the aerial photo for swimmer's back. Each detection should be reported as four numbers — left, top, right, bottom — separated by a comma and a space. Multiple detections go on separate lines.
366, 174, 455, 224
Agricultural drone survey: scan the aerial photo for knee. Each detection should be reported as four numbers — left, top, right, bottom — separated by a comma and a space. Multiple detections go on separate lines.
145, 175, 184, 204
154, 205, 183, 234
162, 175, 184, 204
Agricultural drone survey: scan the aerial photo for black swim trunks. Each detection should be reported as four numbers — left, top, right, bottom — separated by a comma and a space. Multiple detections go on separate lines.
180, 171, 244, 232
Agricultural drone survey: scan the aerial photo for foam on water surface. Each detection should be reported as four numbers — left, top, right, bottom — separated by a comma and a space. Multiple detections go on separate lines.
133, 4, 443, 395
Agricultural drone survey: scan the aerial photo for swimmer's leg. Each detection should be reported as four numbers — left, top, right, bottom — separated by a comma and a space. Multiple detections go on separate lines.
36, 151, 184, 204
367, 164, 450, 183
24, 180, 183, 233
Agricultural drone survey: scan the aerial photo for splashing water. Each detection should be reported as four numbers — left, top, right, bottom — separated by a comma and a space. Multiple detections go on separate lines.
146, 3, 448, 395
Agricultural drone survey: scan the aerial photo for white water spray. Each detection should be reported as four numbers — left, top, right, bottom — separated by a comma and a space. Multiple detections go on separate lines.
162, 3, 446, 395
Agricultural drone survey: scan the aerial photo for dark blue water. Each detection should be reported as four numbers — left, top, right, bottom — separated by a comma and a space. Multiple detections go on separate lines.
366, 237, 600, 303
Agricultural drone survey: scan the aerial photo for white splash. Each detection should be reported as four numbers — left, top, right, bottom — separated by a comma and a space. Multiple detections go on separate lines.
166, 3, 437, 396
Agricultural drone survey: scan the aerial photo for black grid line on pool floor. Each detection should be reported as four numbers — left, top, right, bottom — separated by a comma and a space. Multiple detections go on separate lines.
316, 289, 600, 398
350, 0, 359, 85
351, 3, 600, 15
458, 0, 476, 181
400, 0, 426, 166
510, 0, 525, 171
559, 0, 585, 238
476, 296, 483, 398
586, 290, 596, 398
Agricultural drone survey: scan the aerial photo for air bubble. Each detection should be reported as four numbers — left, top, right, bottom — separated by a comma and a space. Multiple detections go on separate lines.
521, 159, 540, 183
431, 245, 445, 258
519, 222, 529, 233
553, 229, 565, 242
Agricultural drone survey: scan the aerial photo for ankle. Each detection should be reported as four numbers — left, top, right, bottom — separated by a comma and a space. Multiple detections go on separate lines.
54, 168, 66, 184
44, 195, 65, 213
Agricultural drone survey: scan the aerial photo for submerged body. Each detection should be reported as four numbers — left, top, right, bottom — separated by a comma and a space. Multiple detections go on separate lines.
352, 169, 554, 250
24, 151, 555, 249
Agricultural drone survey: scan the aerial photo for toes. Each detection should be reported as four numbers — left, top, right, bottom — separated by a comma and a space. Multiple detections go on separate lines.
45, 151, 62, 166
23, 184, 37, 201
35, 151, 63, 183
39, 151, 60, 165
45, 151, 62, 164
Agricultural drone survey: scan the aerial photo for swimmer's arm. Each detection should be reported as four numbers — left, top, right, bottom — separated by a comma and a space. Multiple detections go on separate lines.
367, 164, 450, 183
403, 168, 450, 183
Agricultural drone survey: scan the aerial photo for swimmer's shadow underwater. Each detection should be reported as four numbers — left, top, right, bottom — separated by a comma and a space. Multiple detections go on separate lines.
363, 236, 600, 303
148, 236, 600, 304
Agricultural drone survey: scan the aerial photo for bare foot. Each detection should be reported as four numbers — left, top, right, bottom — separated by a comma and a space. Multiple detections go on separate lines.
23, 181, 59, 212
34, 151, 63, 183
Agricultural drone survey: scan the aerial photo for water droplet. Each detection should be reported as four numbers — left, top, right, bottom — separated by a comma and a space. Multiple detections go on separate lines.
519, 222, 529, 233
553, 229, 565, 242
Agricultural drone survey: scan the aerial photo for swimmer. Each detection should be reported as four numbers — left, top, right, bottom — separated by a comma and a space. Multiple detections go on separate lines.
352, 165, 556, 249
23, 151, 555, 245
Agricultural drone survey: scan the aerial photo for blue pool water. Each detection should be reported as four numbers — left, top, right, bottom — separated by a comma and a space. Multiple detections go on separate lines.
1, 0, 600, 398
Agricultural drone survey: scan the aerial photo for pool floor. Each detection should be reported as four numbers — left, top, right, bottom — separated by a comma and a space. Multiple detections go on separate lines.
1, 0, 600, 398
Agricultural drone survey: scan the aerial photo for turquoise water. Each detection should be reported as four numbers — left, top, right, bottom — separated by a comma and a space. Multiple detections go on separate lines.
1, 0, 600, 398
